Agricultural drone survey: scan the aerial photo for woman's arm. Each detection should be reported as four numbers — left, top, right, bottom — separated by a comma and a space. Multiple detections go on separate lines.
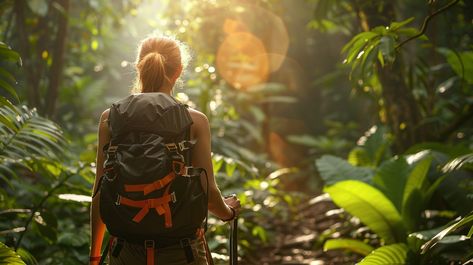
190, 110, 240, 220
89, 109, 110, 263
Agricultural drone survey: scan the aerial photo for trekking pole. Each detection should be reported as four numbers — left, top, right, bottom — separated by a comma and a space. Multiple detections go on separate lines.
229, 217, 238, 265
98, 240, 110, 265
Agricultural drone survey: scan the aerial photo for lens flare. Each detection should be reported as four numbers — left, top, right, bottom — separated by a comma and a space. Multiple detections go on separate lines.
217, 31, 269, 90
216, 4, 289, 90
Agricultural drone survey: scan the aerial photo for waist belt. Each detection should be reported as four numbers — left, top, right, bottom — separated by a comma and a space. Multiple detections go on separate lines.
108, 234, 199, 265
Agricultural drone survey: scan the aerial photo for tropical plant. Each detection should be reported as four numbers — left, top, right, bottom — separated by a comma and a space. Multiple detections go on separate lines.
0, 42, 92, 264
309, 0, 473, 152
320, 148, 473, 264
420, 211, 473, 256
0, 242, 25, 265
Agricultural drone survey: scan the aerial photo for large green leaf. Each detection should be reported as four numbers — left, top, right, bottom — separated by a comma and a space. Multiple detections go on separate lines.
324, 180, 405, 243
373, 157, 410, 212
358, 243, 408, 265
0, 242, 25, 265
402, 156, 433, 232
316, 155, 373, 185
323, 238, 374, 256
350, 126, 391, 167
437, 48, 473, 84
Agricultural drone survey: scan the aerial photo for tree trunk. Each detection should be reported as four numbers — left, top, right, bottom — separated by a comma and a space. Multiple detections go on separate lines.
357, 1, 425, 152
14, 0, 40, 108
378, 60, 425, 151
44, 0, 69, 118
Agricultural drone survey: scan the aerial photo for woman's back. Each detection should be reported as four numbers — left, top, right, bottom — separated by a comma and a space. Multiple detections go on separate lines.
90, 36, 240, 265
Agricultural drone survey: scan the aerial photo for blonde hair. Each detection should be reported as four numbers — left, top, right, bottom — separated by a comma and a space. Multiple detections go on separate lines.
132, 35, 190, 93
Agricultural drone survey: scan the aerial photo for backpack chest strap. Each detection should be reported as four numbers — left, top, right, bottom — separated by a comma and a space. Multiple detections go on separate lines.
123, 162, 199, 196
124, 171, 176, 195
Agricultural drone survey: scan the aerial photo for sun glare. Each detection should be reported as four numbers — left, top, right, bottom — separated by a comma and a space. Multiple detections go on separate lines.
216, 4, 289, 90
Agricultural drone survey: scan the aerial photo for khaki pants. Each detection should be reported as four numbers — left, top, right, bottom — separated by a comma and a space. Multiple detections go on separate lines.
109, 238, 210, 265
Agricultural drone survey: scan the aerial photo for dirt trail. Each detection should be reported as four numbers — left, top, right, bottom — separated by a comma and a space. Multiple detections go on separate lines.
243, 194, 362, 265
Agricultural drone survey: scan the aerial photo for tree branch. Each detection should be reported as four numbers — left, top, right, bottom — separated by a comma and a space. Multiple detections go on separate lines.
14, 171, 73, 251
396, 0, 460, 50
13, 164, 87, 251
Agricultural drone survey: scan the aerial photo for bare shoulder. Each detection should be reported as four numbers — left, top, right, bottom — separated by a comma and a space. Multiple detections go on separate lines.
100, 108, 110, 123
98, 109, 110, 132
188, 108, 209, 127
187, 108, 210, 139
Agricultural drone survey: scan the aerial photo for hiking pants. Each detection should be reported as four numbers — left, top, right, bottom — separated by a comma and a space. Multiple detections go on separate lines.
108, 238, 210, 265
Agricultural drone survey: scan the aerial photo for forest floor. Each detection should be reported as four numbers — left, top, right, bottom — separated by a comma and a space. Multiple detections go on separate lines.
242, 194, 362, 265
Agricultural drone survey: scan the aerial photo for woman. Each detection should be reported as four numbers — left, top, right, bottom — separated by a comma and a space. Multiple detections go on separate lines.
90, 36, 241, 264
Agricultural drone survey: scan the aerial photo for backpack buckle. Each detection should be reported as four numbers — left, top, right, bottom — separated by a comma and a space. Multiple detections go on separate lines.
171, 192, 177, 203
108, 145, 118, 153
144, 240, 155, 249
115, 195, 121, 206
166, 143, 178, 152
105, 171, 117, 182
178, 141, 190, 151
107, 145, 118, 159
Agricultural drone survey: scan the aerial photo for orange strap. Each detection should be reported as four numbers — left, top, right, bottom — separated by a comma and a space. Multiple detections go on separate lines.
146, 241, 155, 265
119, 189, 173, 227
124, 172, 176, 195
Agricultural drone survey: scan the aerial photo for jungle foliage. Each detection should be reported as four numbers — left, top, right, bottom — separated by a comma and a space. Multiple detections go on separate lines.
0, 0, 472, 264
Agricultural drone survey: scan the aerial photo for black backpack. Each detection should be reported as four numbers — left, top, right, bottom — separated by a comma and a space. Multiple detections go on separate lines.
98, 93, 208, 246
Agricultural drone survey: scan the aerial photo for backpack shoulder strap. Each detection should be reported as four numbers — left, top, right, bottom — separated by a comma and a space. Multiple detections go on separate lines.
184, 126, 192, 166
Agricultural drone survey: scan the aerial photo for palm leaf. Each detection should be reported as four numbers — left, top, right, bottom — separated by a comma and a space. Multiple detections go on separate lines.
0, 105, 66, 180
0, 42, 20, 102
421, 212, 473, 254
324, 180, 406, 244
442, 153, 473, 172
358, 243, 408, 265
0, 105, 66, 159
0, 242, 25, 265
